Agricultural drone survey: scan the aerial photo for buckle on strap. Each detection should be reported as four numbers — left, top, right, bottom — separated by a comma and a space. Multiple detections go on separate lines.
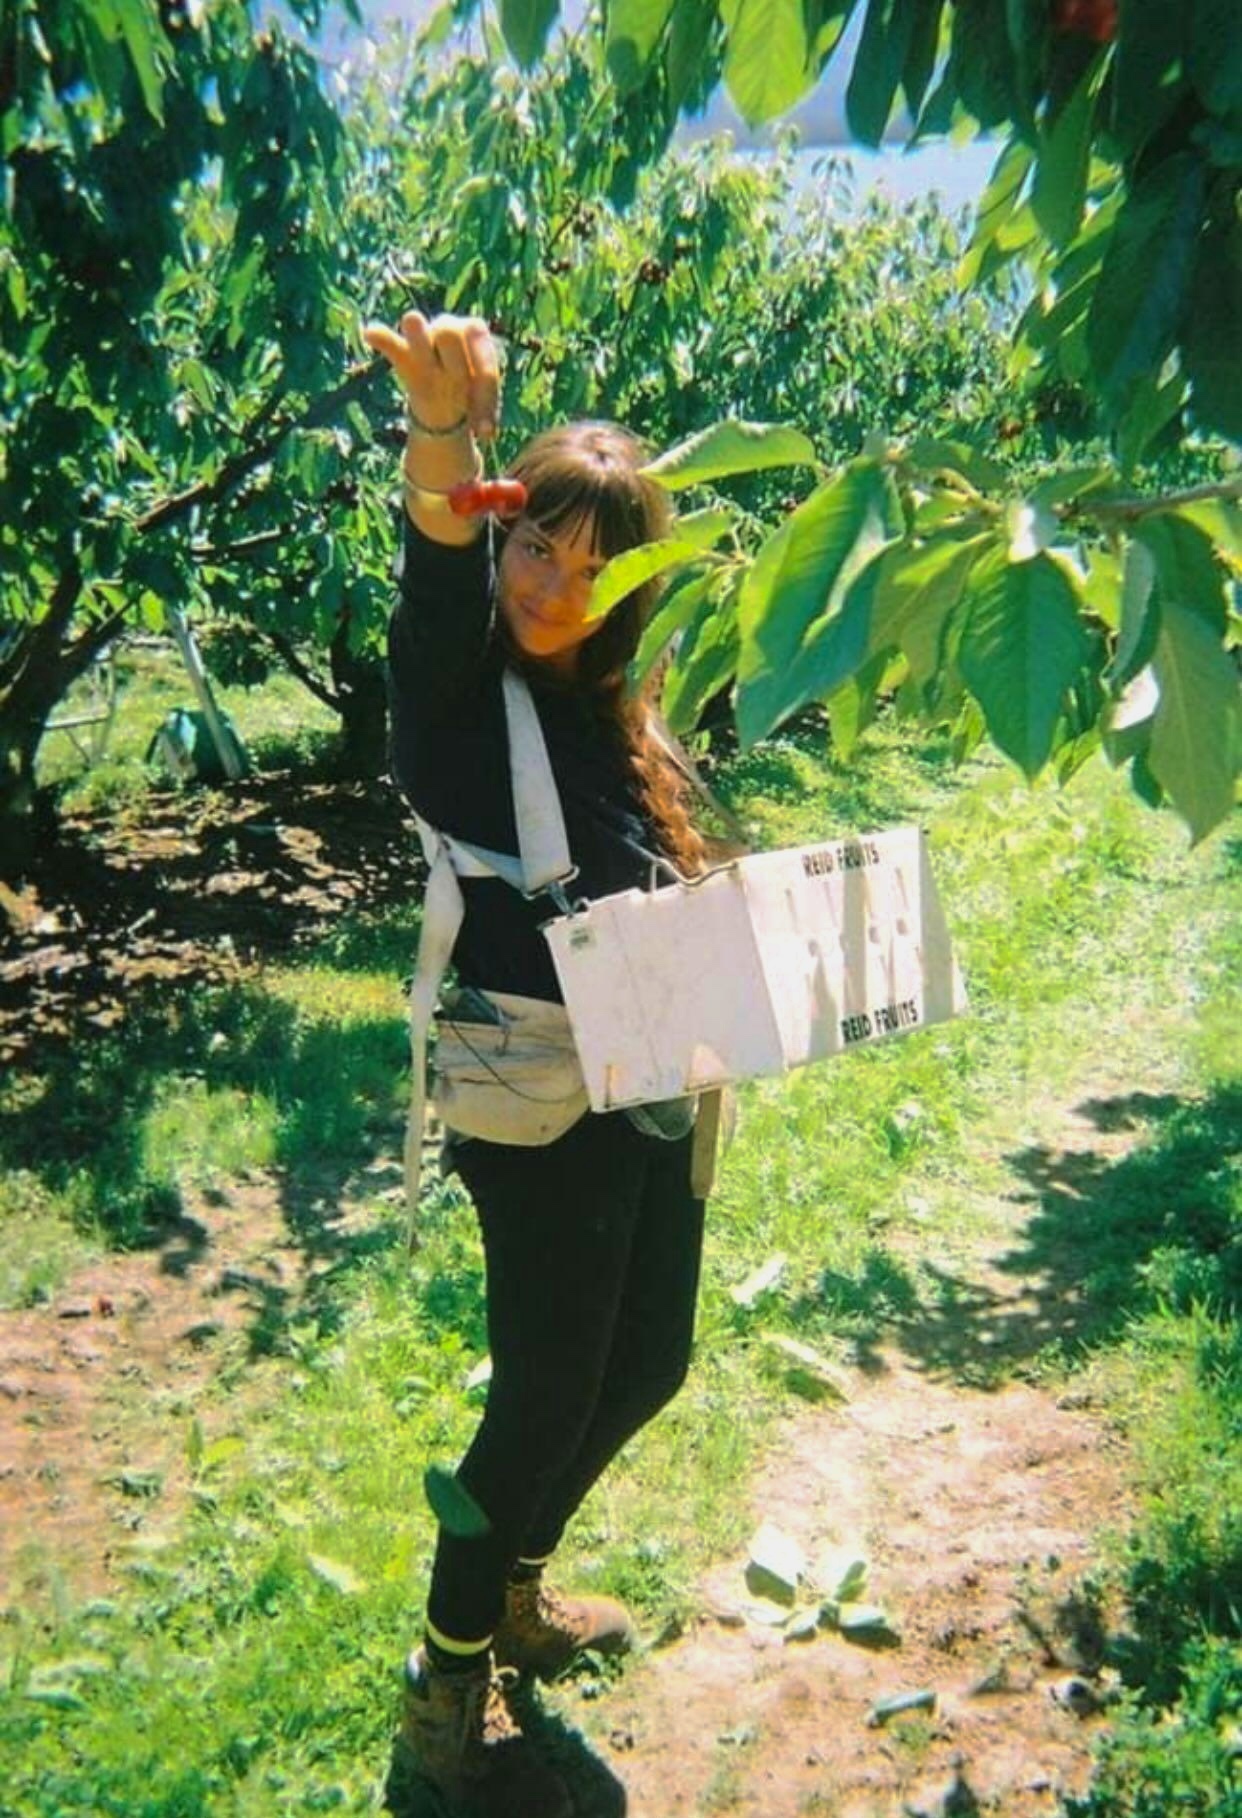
521, 866, 580, 915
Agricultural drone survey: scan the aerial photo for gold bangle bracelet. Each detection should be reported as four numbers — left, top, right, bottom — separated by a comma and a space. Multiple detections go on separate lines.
401, 460, 483, 513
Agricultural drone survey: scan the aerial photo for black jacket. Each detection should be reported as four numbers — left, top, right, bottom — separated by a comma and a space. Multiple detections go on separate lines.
387, 511, 664, 1002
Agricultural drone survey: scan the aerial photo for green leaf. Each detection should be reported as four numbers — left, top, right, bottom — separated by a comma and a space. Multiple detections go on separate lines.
760, 1332, 851, 1401
958, 546, 1091, 777
1131, 747, 1166, 809
1171, 499, 1242, 562
1105, 663, 1159, 766
1081, 547, 1122, 626
1149, 600, 1242, 843
666, 0, 716, 113
1137, 513, 1230, 636
836, 1602, 900, 1643
587, 509, 733, 621
846, 0, 919, 147
1027, 467, 1114, 513
424, 1465, 491, 1539
1188, 0, 1242, 112
662, 578, 741, 735
1183, 215, 1242, 445
641, 420, 818, 490
901, 0, 944, 118
959, 138, 1034, 290
903, 436, 1008, 494
499, 0, 559, 68
720, 0, 813, 124
746, 1520, 805, 1602
735, 462, 902, 749
24, 1688, 88, 1712
1115, 367, 1187, 478
632, 567, 719, 686
1108, 538, 1157, 686
1086, 153, 1208, 413
1031, 69, 1094, 249
109, 0, 171, 125
607, 0, 676, 89
114, 1467, 163, 1498
821, 1549, 869, 1604
945, 0, 1021, 132
1005, 0, 1048, 119
825, 650, 890, 759
871, 534, 990, 686
1111, 0, 1190, 159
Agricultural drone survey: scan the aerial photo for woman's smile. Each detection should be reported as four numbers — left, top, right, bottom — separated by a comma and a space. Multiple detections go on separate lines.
498, 515, 610, 669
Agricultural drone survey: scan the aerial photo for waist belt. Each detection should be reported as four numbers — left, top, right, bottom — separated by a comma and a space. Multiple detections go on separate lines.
404, 671, 579, 1247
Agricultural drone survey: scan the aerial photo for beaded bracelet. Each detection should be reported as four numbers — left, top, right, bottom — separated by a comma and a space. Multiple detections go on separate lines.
404, 403, 471, 439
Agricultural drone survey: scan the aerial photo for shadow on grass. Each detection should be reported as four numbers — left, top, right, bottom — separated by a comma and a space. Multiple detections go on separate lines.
781, 1246, 924, 1376
713, 710, 962, 834
0, 977, 410, 1348
872, 1068, 1242, 1381
882, 1081, 1242, 1384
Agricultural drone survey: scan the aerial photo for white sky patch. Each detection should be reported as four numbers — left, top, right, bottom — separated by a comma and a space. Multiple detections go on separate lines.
277, 0, 996, 211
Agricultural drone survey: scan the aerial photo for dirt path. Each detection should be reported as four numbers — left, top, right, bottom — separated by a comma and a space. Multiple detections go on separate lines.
560, 1362, 1128, 1817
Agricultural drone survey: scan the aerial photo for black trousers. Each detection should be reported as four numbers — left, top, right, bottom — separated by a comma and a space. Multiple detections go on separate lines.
425, 1110, 706, 1645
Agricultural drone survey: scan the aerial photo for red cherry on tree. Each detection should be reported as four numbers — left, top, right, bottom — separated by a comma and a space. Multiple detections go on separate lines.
1051, 0, 1118, 42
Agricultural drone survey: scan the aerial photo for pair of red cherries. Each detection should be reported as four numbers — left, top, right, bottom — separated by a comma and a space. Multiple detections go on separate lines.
447, 477, 528, 518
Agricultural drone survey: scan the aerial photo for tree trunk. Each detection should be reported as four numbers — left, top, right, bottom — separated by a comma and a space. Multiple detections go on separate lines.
329, 616, 388, 778
0, 559, 96, 879
1, 640, 65, 878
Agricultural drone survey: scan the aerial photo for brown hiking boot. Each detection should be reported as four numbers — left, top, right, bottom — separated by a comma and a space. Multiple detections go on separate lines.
397, 1648, 572, 1818
493, 1575, 636, 1682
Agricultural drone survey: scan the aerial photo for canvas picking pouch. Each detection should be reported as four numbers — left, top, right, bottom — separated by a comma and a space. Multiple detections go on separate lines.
429, 989, 589, 1146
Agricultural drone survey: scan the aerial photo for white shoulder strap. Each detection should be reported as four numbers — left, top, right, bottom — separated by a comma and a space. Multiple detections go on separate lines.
403, 668, 574, 1248
502, 669, 574, 893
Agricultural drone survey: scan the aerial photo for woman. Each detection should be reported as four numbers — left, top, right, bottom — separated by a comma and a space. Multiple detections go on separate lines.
363, 309, 710, 1818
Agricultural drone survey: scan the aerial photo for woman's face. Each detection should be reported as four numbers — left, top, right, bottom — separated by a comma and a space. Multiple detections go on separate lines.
497, 512, 611, 674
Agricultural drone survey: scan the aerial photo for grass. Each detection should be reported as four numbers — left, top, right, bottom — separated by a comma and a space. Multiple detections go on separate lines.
1, 690, 1239, 1815
38, 641, 343, 816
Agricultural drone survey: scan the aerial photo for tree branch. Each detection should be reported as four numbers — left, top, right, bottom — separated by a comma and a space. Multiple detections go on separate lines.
1080, 477, 1242, 521
192, 530, 287, 562
132, 358, 391, 536
0, 558, 85, 700
261, 627, 342, 713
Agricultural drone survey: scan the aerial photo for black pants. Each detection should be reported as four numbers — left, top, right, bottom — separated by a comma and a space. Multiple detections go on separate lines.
425, 1110, 706, 1645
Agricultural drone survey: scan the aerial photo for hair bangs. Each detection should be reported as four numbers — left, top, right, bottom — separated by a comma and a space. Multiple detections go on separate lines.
512, 423, 659, 563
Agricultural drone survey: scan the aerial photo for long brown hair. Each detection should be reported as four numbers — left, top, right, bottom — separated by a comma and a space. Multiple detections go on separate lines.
498, 422, 707, 877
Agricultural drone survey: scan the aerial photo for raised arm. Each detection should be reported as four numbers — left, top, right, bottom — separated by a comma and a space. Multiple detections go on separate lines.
362, 311, 501, 548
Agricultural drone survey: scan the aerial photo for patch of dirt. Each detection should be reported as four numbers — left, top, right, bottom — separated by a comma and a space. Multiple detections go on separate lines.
0, 1163, 398, 1609
565, 1361, 1130, 1817
0, 773, 423, 1068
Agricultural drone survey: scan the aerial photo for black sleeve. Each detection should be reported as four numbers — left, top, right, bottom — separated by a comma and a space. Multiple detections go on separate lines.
387, 507, 497, 724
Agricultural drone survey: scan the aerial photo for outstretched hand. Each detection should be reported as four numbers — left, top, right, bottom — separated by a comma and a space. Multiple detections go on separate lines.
361, 310, 501, 443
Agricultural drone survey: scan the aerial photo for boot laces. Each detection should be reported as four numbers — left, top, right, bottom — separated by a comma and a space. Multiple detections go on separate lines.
537, 1581, 580, 1636
516, 1578, 589, 1650
472, 1663, 522, 1747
